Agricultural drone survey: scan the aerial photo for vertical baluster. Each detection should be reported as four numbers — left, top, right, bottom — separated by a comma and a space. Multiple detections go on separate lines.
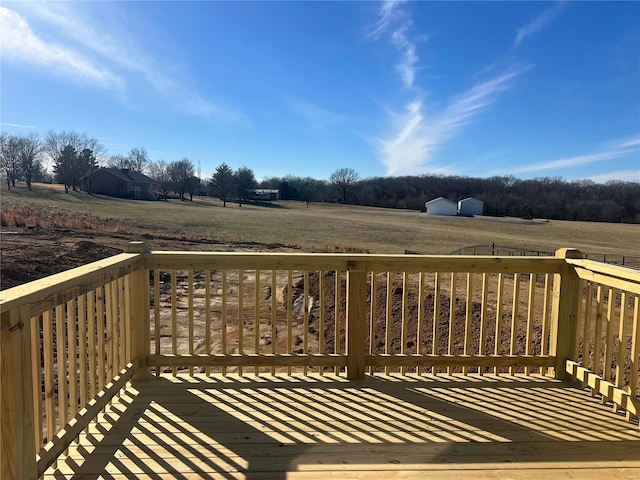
67, 299, 78, 423
271, 270, 277, 376
417, 272, 425, 376
628, 296, 639, 421
255, 269, 261, 376
614, 291, 629, 411
335, 270, 341, 376
118, 277, 126, 370
122, 276, 131, 365
87, 291, 96, 402
319, 270, 325, 376
287, 270, 293, 376
55, 304, 67, 431
540, 274, 553, 376
171, 270, 177, 376
154, 269, 161, 376
571, 279, 584, 364
96, 286, 106, 395
105, 283, 115, 385
30, 315, 42, 451
463, 273, 473, 375
188, 269, 194, 376
105, 282, 118, 383
581, 282, 594, 371
222, 270, 228, 377
509, 274, 520, 376
448, 273, 457, 376
238, 269, 244, 376
592, 285, 605, 380
479, 273, 489, 376
432, 272, 441, 375
525, 274, 536, 376
205, 269, 212, 376
78, 294, 87, 427
603, 288, 615, 389
110, 281, 120, 375
494, 273, 505, 375
303, 270, 309, 375
43, 310, 55, 446
370, 272, 377, 375
385, 272, 392, 376
401, 272, 408, 376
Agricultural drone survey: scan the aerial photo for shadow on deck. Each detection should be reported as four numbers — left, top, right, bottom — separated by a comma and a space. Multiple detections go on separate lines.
45, 374, 640, 480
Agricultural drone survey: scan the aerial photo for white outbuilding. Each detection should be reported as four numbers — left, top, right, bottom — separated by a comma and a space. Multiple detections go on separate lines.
458, 197, 484, 216
425, 197, 458, 216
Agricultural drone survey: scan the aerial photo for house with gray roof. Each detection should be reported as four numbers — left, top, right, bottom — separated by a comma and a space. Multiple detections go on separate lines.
85, 168, 158, 200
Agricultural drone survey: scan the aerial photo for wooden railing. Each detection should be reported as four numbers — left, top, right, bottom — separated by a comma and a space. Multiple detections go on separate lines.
565, 258, 640, 421
1, 244, 638, 479
0, 245, 144, 479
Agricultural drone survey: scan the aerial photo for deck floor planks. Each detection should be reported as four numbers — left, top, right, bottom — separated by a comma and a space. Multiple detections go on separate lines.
44, 373, 640, 479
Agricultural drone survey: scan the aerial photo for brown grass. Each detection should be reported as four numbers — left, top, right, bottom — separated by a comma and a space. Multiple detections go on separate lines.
1, 182, 638, 256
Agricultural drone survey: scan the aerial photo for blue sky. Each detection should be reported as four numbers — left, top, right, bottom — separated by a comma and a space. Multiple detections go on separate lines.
1, 1, 639, 183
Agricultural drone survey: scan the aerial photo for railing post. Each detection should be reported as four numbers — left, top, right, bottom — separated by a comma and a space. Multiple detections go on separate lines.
346, 261, 367, 380
126, 242, 150, 380
550, 248, 583, 380
1, 307, 37, 480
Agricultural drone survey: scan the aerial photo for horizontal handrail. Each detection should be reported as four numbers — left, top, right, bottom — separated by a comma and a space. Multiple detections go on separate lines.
144, 251, 566, 273
0, 253, 142, 316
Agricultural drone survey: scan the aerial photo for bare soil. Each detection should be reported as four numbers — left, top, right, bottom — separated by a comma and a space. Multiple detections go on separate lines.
0, 224, 298, 290
1, 222, 632, 388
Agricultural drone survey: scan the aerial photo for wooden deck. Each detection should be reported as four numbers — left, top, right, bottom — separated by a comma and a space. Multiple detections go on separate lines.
44, 374, 640, 479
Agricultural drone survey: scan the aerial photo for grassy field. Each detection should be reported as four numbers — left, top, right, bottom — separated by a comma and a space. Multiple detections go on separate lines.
1, 183, 639, 256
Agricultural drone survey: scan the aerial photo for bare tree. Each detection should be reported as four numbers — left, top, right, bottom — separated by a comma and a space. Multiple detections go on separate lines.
148, 159, 172, 201
329, 167, 360, 204
107, 154, 128, 169
17, 133, 43, 191
0, 134, 22, 189
45, 130, 105, 191
167, 158, 195, 201
127, 147, 149, 172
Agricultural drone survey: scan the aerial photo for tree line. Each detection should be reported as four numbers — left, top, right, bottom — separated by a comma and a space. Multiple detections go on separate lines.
1, 131, 638, 223
262, 172, 640, 223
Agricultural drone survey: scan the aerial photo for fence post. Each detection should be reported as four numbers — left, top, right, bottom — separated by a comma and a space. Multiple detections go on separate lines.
550, 248, 583, 380
126, 242, 151, 380
346, 261, 367, 380
1, 307, 37, 480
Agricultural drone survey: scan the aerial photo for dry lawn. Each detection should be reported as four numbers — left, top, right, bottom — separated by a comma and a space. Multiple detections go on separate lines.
1, 183, 638, 257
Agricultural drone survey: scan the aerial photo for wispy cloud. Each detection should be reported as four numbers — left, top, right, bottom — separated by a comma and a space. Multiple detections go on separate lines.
3, 4, 239, 121
367, 0, 419, 89
0, 122, 37, 130
378, 66, 529, 176
288, 98, 347, 130
586, 169, 640, 184
514, 1, 567, 48
365, 0, 408, 41
391, 26, 418, 89
0, 7, 123, 91
504, 136, 640, 175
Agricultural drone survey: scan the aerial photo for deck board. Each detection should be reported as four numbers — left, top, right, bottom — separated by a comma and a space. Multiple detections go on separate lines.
44, 374, 640, 479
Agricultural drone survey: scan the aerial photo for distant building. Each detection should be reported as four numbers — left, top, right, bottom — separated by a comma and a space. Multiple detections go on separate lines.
425, 197, 457, 216
85, 168, 158, 200
252, 189, 280, 201
458, 197, 484, 216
